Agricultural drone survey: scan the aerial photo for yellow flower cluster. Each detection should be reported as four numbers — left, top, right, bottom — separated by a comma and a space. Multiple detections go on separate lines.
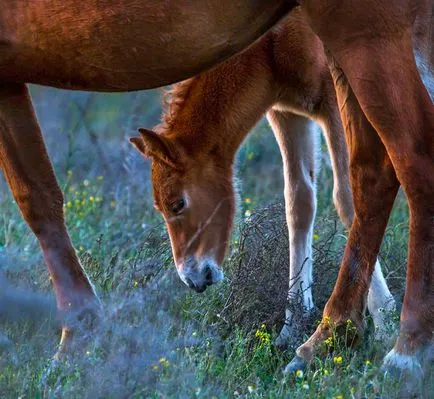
152, 357, 171, 372
159, 357, 170, 368
64, 177, 105, 219
324, 336, 334, 348
255, 324, 271, 345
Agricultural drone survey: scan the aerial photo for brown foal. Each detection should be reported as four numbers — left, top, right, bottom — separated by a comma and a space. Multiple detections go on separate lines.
133, 9, 396, 349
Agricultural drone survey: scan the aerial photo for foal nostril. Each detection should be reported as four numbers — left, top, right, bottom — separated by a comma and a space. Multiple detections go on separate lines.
204, 265, 213, 285
185, 277, 195, 289
185, 277, 207, 293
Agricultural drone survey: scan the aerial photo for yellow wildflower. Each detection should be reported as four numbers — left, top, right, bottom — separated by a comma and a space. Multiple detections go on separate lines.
159, 357, 170, 367
255, 328, 271, 345
245, 198, 252, 204
333, 356, 343, 365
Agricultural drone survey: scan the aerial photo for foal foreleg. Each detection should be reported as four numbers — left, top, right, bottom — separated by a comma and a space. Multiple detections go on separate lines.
0, 84, 98, 354
267, 110, 317, 346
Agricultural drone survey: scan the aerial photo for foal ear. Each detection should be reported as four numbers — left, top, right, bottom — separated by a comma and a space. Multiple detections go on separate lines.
130, 128, 179, 169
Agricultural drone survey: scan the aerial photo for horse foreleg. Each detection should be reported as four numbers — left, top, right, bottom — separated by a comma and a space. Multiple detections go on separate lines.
0, 83, 99, 356
318, 95, 396, 340
285, 55, 400, 373
340, 41, 434, 394
301, 0, 433, 393
267, 110, 317, 347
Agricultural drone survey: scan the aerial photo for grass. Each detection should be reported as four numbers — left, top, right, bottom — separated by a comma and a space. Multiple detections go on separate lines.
0, 86, 431, 398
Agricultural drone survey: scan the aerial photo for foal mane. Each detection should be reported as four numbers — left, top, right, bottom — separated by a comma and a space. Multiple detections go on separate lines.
157, 78, 196, 135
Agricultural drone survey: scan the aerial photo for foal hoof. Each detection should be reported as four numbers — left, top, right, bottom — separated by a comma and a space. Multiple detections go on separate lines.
275, 324, 293, 350
283, 355, 308, 375
276, 308, 317, 350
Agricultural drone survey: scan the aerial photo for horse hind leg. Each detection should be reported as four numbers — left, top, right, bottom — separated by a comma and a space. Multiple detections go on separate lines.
0, 83, 99, 356
267, 110, 317, 347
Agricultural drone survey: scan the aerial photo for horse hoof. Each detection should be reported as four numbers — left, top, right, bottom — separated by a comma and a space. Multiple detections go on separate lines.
39, 356, 62, 394
283, 355, 308, 375
381, 349, 424, 398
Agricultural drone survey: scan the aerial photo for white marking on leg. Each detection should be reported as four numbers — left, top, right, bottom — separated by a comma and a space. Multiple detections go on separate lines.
383, 348, 424, 378
367, 260, 396, 340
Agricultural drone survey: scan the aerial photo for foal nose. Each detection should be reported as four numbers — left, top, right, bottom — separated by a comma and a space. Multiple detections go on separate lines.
179, 260, 224, 293
204, 264, 214, 285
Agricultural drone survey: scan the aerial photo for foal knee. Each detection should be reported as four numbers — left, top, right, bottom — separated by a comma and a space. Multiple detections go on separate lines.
286, 182, 317, 233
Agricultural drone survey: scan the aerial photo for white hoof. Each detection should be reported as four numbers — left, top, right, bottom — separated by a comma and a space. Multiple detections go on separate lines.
382, 348, 424, 397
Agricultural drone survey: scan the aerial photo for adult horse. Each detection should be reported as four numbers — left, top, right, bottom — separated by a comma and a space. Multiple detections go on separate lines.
0, 0, 295, 353
0, 0, 432, 393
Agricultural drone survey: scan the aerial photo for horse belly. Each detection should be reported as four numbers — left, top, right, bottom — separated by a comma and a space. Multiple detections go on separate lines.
0, 0, 296, 92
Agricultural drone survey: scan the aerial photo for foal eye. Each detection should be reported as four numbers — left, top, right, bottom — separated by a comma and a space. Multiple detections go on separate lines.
170, 198, 185, 215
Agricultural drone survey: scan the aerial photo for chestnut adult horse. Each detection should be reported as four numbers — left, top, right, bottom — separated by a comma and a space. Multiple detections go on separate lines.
133, 9, 396, 348
0, 0, 295, 352
0, 0, 432, 392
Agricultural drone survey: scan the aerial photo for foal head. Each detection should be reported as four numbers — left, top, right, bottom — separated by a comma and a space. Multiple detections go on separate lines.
130, 128, 235, 293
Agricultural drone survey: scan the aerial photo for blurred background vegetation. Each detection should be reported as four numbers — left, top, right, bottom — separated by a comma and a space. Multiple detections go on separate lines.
0, 85, 425, 398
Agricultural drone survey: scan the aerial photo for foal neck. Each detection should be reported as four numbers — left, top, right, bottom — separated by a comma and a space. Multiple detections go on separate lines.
160, 42, 276, 164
